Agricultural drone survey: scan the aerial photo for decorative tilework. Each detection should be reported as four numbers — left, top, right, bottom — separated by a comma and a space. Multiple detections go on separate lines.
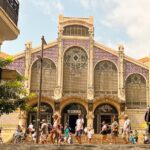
7, 57, 25, 75
125, 60, 149, 80
62, 39, 90, 52
93, 46, 118, 66
31, 45, 58, 65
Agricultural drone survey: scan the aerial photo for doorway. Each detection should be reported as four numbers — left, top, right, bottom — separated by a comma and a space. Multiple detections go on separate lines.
69, 115, 78, 133
94, 104, 118, 133
28, 102, 53, 127
61, 103, 87, 133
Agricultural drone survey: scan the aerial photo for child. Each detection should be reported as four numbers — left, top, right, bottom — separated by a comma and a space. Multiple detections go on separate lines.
68, 133, 73, 144
133, 130, 138, 143
129, 131, 136, 144
0, 128, 3, 144
64, 125, 70, 143
87, 128, 93, 144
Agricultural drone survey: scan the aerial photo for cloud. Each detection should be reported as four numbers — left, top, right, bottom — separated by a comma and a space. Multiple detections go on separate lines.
80, 0, 150, 58
31, 0, 64, 22
105, 0, 150, 58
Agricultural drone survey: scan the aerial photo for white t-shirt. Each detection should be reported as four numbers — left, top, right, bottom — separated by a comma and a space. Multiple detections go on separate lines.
123, 119, 131, 132
76, 119, 82, 131
29, 124, 33, 130
87, 130, 93, 139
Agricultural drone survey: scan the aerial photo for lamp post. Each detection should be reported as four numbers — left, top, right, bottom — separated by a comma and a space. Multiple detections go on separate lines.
36, 36, 47, 143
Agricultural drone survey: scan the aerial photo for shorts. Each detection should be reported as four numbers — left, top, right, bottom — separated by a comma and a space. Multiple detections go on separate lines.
75, 130, 81, 137
122, 131, 129, 138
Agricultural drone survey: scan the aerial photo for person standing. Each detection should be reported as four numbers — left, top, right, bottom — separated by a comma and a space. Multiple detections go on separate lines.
40, 119, 48, 144
122, 114, 131, 144
100, 121, 108, 144
144, 107, 150, 137
111, 116, 119, 144
87, 127, 93, 144
75, 114, 83, 144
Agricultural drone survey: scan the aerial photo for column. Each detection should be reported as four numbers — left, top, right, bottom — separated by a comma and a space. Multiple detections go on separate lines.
87, 30, 94, 100
54, 29, 63, 100
87, 101, 94, 128
24, 42, 32, 94
118, 45, 125, 101
148, 53, 150, 107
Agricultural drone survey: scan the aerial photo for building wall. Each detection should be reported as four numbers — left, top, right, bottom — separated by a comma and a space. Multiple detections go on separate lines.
4, 16, 149, 133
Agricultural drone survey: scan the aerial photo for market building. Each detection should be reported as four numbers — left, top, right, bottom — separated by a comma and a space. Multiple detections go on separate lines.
4, 15, 150, 133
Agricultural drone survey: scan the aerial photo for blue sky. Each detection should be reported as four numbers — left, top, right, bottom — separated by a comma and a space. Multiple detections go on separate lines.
2, 0, 150, 59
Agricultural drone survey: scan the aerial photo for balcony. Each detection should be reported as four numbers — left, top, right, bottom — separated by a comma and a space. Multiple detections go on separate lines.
0, 0, 19, 25
0, 0, 20, 43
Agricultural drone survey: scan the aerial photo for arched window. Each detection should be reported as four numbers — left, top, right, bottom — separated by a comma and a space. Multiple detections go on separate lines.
63, 25, 89, 36
126, 74, 146, 108
94, 60, 118, 97
63, 47, 88, 96
30, 58, 56, 97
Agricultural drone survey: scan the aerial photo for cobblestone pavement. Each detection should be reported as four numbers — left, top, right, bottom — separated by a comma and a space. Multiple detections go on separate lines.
0, 144, 150, 150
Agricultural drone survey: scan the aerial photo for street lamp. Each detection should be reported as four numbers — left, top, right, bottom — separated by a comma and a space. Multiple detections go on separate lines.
36, 36, 47, 143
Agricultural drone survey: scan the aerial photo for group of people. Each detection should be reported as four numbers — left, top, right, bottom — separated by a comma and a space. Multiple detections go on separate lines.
1, 107, 150, 144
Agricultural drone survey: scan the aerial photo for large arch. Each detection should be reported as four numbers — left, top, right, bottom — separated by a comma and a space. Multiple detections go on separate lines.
27, 102, 53, 126
61, 102, 87, 133
94, 103, 118, 133
125, 73, 147, 109
94, 60, 118, 97
63, 46, 88, 96
30, 58, 56, 97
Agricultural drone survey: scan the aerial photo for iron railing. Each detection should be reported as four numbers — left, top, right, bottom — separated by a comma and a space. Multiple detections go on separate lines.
0, 0, 19, 25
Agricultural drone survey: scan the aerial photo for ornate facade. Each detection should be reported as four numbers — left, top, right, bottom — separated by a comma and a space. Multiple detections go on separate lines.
6, 15, 150, 133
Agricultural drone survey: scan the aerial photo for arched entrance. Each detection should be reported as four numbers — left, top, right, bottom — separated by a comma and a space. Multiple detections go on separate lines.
61, 103, 87, 133
94, 104, 118, 133
28, 102, 53, 126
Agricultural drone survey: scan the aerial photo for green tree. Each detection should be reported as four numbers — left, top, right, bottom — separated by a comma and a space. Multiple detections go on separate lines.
0, 57, 28, 114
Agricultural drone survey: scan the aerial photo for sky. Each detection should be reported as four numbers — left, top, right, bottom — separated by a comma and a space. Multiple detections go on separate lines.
2, 0, 150, 59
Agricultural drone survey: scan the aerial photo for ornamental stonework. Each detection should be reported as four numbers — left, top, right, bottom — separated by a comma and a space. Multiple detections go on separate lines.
7, 57, 25, 75
125, 60, 149, 80
93, 46, 118, 66
31, 45, 58, 65
62, 39, 90, 52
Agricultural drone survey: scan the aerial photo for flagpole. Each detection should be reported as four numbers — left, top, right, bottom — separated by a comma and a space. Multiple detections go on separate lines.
36, 36, 47, 143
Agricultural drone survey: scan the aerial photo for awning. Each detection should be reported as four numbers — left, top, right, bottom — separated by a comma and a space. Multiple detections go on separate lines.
0, 68, 21, 80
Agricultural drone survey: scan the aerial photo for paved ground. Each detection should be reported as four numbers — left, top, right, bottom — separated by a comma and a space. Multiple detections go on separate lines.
0, 144, 150, 150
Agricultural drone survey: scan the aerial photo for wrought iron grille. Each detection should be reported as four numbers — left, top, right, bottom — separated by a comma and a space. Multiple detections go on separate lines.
126, 74, 146, 109
63, 47, 88, 96
94, 60, 118, 97
30, 58, 56, 97
63, 25, 89, 36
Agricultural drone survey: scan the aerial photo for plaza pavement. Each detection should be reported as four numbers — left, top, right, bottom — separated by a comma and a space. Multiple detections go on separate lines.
0, 144, 150, 150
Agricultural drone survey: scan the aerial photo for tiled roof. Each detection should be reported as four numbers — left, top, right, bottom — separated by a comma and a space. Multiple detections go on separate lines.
0, 51, 10, 58
138, 57, 150, 63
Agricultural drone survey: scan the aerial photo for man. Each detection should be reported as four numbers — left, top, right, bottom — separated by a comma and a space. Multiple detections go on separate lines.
122, 114, 131, 144
144, 107, 150, 137
75, 114, 83, 144
40, 119, 48, 144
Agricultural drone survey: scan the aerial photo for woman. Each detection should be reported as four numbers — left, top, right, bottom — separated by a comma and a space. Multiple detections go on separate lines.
50, 114, 60, 144
100, 121, 108, 144
111, 116, 119, 144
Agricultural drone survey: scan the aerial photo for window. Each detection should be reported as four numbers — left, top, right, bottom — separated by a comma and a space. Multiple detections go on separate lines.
126, 74, 146, 109
94, 60, 118, 97
63, 25, 89, 36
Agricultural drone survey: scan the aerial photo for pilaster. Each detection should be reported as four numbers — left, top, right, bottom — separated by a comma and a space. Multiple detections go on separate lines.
54, 29, 63, 100
87, 101, 94, 128
87, 30, 94, 100
118, 45, 125, 101
24, 42, 32, 94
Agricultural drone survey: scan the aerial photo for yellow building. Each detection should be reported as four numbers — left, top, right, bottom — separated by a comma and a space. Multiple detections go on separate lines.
0, 0, 19, 45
